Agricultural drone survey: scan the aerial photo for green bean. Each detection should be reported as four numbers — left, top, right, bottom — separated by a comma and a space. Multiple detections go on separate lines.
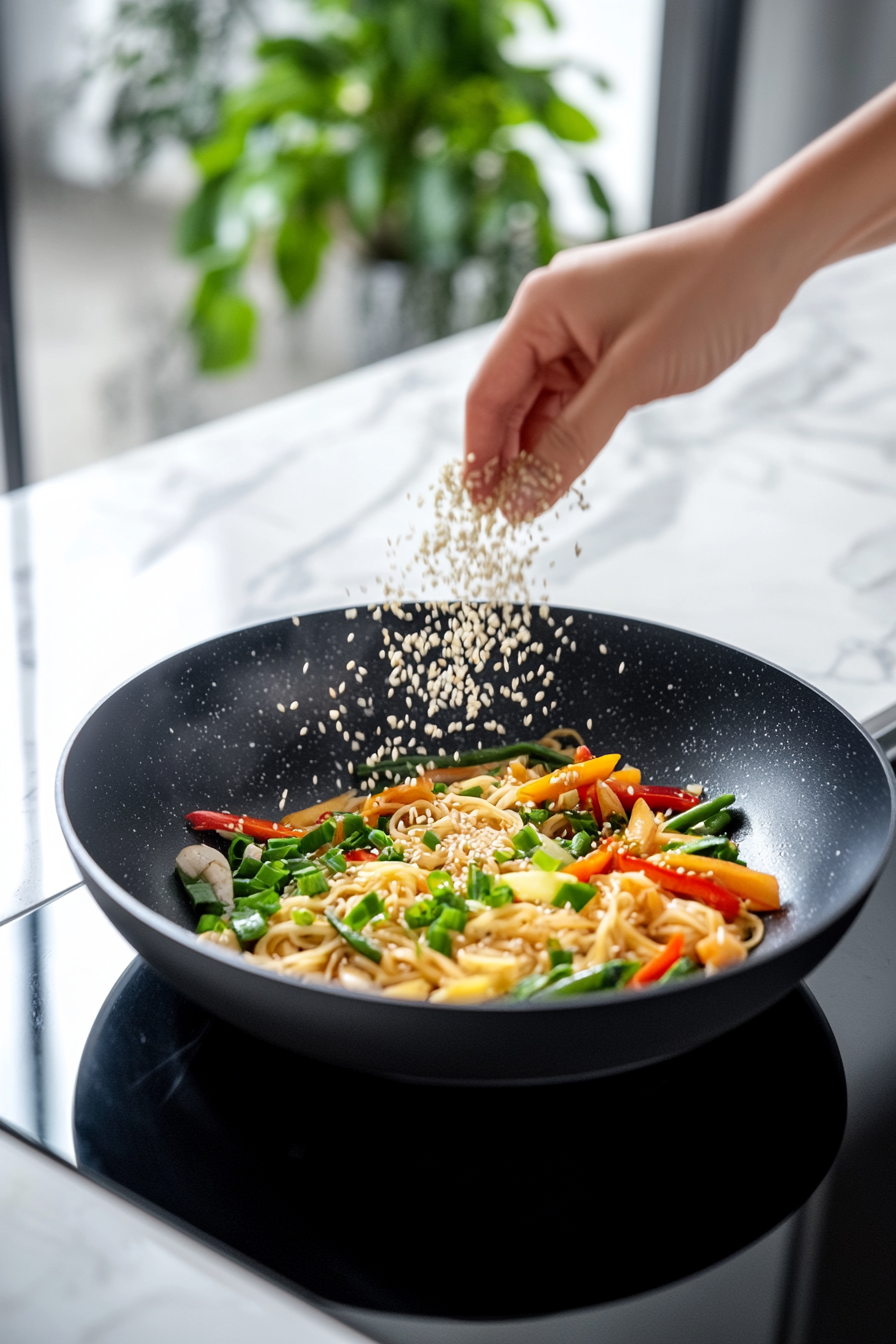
533, 960, 640, 999
354, 741, 572, 780
662, 793, 736, 834
325, 909, 382, 963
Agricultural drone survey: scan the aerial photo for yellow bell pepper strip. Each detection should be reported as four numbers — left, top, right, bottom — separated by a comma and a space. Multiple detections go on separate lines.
657, 852, 780, 911
561, 846, 614, 882
516, 753, 620, 806
631, 933, 685, 987
361, 781, 435, 826
609, 767, 641, 787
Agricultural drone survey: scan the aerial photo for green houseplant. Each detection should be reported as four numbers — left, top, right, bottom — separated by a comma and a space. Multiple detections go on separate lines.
100, 0, 614, 371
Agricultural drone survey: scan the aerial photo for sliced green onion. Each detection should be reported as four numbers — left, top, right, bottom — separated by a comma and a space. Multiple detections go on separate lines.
295, 868, 329, 896
426, 923, 453, 957
345, 891, 386, 931
551, 881, 597, 913
250, 860, 290, 893
377, 846, 405, 862
520, 808, 552, 826
432, 782, 448, 795
232, 877, 253, 899
176, 869, 224, 915
548, 940, 573, 968
459, 785, 483, 798
493, 849, 514, 865
228, 833, 254, 866
231, 908, 268, 944
234, 854, 261, 880
512, 825, 541, 856
484, 882, 513, 909
264, 838, 299, 859
567, 812, 602, 836
531, 847, 565, 873
569, 830, 593, 859
466, 865, 491, 903
435, 905, 466, 932
428, 870, 456, 899
341, 813, 367, 839
235, 888, 280, 917
325, 908, 382, 963
405, 898, 440, 928
196, 912, 224, 934
422, 830, 440, 850
368, 828, 390, 851
291, 908, 314, 926
297, 819, 337, 854
322, 847, 348, 873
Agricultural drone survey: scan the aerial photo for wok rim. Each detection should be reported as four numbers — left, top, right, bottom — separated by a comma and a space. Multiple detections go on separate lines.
55, 603, 896, 1017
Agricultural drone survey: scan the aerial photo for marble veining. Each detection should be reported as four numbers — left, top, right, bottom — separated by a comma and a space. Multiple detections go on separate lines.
1, 245, 895, 921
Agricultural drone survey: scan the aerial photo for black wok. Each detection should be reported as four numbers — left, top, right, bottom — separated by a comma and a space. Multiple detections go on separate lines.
57, 605, 895, 1083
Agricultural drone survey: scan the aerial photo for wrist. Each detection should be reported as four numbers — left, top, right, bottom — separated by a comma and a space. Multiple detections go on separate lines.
730, 83, 896, 287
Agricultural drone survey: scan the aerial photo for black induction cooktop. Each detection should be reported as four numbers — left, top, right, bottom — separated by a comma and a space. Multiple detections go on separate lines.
73, 962, 845, 1321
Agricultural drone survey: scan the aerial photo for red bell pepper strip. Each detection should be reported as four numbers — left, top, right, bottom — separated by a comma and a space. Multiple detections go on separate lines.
573, 745, 592, 763
615, 853, 741, 921
631, 933, 685, 987
185, 810, 306, 841
607, 783, 699, 814
344, 849, 378, 862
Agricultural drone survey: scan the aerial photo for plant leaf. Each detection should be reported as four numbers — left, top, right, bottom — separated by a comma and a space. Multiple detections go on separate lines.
346, 141, 386, 236
275, 210, 331, 305
411, 160, 468, 269
584, 170, 611, 215
190, 273, 256, 372
543, 96, 597, 142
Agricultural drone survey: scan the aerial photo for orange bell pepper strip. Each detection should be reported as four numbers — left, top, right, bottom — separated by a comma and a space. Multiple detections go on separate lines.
631, 933, 685, 987
561, 847, 614, 881
615, 853, 741, 921
186, 810, 307, 841
362, 781, 436, 825
659, 852, 780, 911
516, 753, 620, 806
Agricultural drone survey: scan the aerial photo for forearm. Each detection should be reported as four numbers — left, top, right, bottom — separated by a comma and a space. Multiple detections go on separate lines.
733, 82, 896, 288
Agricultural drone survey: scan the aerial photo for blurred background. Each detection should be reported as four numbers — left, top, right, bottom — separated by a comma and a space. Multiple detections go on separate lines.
0, 0, 894, 484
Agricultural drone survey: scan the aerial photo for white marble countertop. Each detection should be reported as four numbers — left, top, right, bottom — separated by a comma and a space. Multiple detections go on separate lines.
2, 244, 896, 924
0, 1123, 370, 1344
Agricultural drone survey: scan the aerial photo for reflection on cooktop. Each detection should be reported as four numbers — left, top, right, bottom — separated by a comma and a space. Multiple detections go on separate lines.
74, 964, 845, 1322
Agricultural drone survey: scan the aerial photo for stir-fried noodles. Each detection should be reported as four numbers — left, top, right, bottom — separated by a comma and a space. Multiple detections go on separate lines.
177, 731, 780, 1003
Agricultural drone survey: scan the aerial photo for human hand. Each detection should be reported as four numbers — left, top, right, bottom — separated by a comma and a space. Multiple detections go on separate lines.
463, 204, 797, 521
464, 81, 896, 522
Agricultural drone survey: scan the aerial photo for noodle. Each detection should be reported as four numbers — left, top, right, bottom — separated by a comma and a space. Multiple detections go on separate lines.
181, 732, 780, 1004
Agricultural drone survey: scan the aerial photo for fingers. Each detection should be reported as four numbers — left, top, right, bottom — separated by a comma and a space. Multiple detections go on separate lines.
463, 271, 589, 507
497, 348, 637, 522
